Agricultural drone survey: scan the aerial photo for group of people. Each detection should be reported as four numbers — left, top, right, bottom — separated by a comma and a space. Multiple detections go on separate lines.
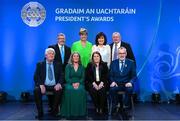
33, 28, 137, 119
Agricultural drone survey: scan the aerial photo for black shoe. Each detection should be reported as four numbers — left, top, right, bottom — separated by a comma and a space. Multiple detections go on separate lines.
99, 109, 103, 114
35, 112, 43, 120
112, 107, 119, 116
121, 109, 130, 120
48, 107, 52, 113
51, 109, 59, 117
95, 108, 99, 113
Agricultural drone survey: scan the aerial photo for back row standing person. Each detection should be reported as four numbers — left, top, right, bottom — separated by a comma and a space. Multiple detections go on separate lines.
92, 32, 111, 68
48, 33, 71, 79
110, 32, 136, 65
71, 28, 93, 67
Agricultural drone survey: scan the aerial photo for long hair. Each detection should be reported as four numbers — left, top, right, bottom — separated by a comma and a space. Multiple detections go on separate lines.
68, 51, 82, 65
91, 51, 103, 64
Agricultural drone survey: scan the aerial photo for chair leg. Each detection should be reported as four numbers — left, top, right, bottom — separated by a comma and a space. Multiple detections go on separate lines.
130, 96, 135, 120
108, 95, 112, 115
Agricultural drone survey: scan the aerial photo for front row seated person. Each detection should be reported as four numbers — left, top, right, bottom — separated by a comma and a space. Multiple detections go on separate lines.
34, 48, 63, 119
60, 52, 87, 117
109, 46, 137, 115
85, 51, 109, 114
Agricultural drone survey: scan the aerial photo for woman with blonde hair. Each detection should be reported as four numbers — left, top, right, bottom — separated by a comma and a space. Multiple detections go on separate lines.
60, 52, 86, 118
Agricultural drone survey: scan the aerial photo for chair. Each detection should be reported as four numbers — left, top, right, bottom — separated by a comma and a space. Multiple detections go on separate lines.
108, 91, 134, 119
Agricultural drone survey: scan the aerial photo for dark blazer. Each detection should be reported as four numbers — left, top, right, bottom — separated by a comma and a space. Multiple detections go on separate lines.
34, 61, 63, 86
85, 62, 109, 90
109, 58, 136, 86
110, 41, 136, 65
48, 44, 71, 70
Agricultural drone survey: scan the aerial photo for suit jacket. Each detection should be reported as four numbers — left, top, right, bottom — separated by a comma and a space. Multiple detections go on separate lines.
109, 58, 136, 86
34, 61, 63, 86
85, 62, 109, 90
48, 44, 71, 70
110, 41, 136, 65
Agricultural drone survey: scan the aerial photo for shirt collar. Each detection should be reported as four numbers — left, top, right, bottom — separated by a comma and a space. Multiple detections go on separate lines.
46, 60, 53, 65
119, 59, 125, 63
113, 41, 121, 47
58, 43, 63, 48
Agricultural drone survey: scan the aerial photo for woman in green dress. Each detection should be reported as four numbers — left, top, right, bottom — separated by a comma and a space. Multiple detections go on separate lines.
60, 52, 87, 117
71, 28, 92, 67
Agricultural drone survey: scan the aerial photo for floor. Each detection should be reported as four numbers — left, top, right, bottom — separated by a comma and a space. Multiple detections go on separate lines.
0, 101, 180, 120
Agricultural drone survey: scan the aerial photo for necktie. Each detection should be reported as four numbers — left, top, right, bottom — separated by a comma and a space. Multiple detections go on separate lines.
113, 44, 118, 60
61, 46, 64, 64
120, 61, 124, 72
48, 64, 53, 81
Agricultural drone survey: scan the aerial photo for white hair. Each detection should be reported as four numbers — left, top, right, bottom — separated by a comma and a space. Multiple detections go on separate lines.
57, 33, 66, 39
45, 48, 55, 55
112, 32, 121, 37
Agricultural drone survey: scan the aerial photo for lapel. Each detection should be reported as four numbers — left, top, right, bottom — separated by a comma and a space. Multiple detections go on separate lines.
92, 64, 96, 81
122, 59, 127, 73
99, 63, 102, 79
64, 45, 67, 56
115, 59, 120, 73
121, 59, 129, 74
92, 63, 102, 81
53, 62, 57, 79
42, 61, 46, 80
55, 44, 62, 62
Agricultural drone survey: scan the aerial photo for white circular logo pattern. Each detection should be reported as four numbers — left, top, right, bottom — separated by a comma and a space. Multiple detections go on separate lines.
21, 2, 46, 27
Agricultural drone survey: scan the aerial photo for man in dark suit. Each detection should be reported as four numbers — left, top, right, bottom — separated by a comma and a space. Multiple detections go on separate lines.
34, 48, 63, 119
109, 46, 137, 118
47, 33, 71, 114
48, 33, 71, 72
110, 32, 136, 65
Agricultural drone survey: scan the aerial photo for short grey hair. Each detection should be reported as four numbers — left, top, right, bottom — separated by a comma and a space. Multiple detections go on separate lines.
57, 33, 66, 39
45, 48, 55, 55
118, 46, 127, 53
112, 32, 121, 38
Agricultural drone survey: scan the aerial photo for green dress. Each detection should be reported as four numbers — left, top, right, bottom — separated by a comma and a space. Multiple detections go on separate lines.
60, 64, 86, 117
71, 40, 92, 67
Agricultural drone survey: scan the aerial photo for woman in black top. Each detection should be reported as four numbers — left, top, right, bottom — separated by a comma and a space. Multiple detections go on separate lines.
85, 51, 109, 114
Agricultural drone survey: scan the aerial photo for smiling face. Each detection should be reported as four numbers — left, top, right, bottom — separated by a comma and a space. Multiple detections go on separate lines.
80, 33, 88, 41
72, 53, 80, 63
93, 53, 101, 63
57, 35, 65, 45
118, 48, 127, 61
98, 36, 105, 45
46, 51, 55, 62
112, 33, 121, 44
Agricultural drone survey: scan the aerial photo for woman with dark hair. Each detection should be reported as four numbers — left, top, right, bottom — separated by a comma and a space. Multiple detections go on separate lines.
60, 52, 86, 117
85, 51, 109, 114
92, 32, 111, 67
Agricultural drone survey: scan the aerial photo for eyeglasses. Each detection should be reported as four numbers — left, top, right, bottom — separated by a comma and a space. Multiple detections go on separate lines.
119, 53, 126, 54
58, 38, 65, 40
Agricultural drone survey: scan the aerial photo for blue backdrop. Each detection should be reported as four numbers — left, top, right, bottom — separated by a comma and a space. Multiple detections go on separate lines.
0, 0, 180, 101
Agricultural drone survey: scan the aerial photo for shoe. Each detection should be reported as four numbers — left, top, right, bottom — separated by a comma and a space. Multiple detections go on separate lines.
96, 108, 99, 113
51, 110, 59, 117
111, 107, 118, 116
35, 112, 43, 120
48, 107, 52, 112
99, 109, 103, 115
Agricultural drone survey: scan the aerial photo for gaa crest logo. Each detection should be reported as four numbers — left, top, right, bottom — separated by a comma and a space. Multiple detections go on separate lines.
21, 2, 46, 27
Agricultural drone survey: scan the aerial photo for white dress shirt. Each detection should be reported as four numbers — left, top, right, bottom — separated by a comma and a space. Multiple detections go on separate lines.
92, 45, 111, 67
